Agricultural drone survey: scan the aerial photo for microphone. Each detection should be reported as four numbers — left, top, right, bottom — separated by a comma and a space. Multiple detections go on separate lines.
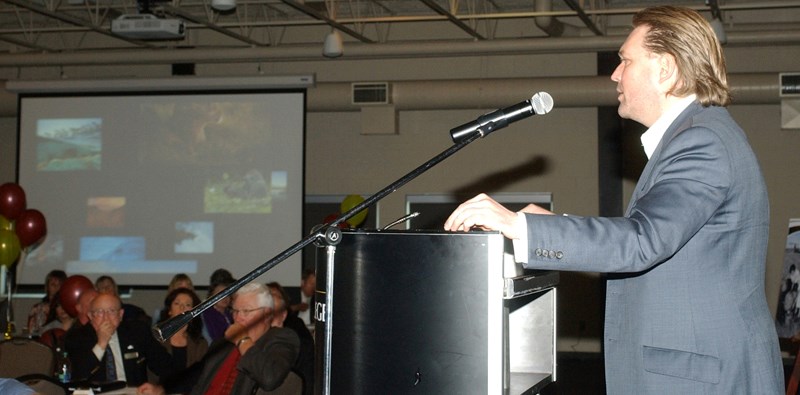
450, 92, 554, 143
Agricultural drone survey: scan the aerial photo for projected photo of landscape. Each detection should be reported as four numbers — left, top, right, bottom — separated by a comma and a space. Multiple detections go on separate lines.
87, 197, 126, 228
175, 221, 214, 253
36, 118, 102, 171
204, 169, 272, 213
140, 101, 269, 165
80, 236, 145, 261
23, 234, 64, 268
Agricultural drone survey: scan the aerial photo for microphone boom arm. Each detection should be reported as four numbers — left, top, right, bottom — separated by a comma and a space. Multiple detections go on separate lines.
152, 131, 483, 342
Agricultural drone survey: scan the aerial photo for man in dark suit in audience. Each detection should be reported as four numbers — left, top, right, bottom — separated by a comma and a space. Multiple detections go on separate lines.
290, 268, 316, 326
269, 281, 314, 395
64, 293, 176, 385
72, 288, 99, 329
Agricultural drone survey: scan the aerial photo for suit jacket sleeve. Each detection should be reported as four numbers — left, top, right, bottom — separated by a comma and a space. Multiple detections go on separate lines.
524, 124, 731, 273
64, 324, 105, 382
121, 320, 178, 381
238, 327, 300, 391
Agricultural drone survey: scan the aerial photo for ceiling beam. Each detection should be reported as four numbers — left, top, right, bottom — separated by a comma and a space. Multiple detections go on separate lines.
0, 34, 54, 51
418, 0, 485, 40
561, 0, 602, 36
162, 5, 267, 46
280, 0, 375, 43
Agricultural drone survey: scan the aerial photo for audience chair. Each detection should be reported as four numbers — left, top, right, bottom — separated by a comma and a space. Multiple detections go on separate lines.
0, 338, 56, 378
17, 373, 67, 395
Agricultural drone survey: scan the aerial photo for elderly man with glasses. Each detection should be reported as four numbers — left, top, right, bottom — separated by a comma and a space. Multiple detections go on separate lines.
138, 282, 301, 395
64, 293, 177, 386
189, 282, 300, 395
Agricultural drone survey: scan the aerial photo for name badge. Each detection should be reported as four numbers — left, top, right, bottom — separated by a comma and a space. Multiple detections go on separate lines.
124, 351, 139, 360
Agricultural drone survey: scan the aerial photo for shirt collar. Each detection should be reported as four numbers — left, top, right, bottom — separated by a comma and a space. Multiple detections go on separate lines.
640, 94, 697, 159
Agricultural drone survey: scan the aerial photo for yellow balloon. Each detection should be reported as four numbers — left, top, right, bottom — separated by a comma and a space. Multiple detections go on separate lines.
340, 194, 368, 227
0, 229, 21, 268
0, 215, 12, 231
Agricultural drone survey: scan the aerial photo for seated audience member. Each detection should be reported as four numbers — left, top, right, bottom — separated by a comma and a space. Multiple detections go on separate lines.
155, 287, 209, 394
290, 268, 316, 327
38, 291, 75, 349
95, 275, 151, 323
64, 293, 176, 386
201, 269, 235, 342
153, 273, 195, 325
169, 273, 195, 291
71, 287, 99, 329
138, 282, 300, 395
27, 269, 67, 335
268, 281, 314, 395
40, 291, 75, 332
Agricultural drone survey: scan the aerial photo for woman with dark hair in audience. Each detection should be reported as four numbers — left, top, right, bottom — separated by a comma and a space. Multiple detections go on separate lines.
38, 291, 75, 349
156, 287, 208, 394
153, 273, 195, 325
27, 269, 67, 336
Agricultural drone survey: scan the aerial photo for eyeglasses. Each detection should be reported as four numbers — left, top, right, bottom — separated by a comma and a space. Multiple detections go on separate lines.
229, 307, 266, 317
89, 308, 120, 318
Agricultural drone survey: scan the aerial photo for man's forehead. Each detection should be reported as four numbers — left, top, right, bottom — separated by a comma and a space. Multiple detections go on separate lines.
92, 294, 120, 309
233, 292, 257, 307
619, 25, 649, 56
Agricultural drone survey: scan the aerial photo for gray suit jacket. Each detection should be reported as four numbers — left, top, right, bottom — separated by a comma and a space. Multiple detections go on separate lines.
525, 102, 783, 394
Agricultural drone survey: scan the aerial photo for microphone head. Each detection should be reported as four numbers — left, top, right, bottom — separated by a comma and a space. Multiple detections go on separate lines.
530, 92, 554, 114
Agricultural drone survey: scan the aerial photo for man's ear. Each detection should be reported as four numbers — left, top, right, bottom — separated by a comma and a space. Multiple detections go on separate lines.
658, 53, 678, 84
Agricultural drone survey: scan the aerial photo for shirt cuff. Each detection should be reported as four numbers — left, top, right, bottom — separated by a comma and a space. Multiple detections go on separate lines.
92, 344, 105, 360
512, 212, 528, 264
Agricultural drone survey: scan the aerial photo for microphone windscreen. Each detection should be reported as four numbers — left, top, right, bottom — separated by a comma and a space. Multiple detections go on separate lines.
531, 92, 554, 114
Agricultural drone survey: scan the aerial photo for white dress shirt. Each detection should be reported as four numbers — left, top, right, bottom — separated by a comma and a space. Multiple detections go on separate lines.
91, 331, 127, 382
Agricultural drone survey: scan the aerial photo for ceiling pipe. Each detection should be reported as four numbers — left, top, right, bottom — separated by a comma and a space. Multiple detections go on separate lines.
533, 0, 580, 37
308, 73, 780, 112
0, 29, 798, 67
0, 73, 780, 117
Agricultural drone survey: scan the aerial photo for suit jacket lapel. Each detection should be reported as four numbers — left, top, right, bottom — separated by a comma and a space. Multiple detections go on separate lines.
625, 102, 703, 216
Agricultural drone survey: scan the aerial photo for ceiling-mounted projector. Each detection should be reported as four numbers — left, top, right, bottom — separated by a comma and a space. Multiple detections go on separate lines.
111, 14, 185, 40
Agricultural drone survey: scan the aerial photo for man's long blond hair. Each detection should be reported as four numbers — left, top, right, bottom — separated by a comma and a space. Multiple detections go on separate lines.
634, 6, 731, 107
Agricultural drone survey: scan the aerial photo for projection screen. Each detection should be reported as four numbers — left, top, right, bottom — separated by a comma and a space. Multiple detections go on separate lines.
13, 78, 308, 287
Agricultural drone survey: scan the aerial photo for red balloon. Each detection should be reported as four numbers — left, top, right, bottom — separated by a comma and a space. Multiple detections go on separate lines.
60, 275, 94, 317
0, 183, 27, 220
15, 209, 47, 248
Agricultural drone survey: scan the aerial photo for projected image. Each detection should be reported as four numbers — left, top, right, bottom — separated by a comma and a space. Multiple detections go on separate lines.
140, 102, 272, 163
18, 90, 305, 286
36, 118, 102, 171
204, 169, 272, 213
271, 171, 288, 200
175, 221, 214, 254
23, 234, 64, 268
80, 236, 145, 261
67, 260, 199, 275
87, 197, 126, 228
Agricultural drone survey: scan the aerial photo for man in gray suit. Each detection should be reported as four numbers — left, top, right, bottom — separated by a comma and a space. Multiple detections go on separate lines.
445, 6, 783, 394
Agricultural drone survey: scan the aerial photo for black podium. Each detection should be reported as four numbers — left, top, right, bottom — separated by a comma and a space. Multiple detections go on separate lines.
314, 229, 558, 394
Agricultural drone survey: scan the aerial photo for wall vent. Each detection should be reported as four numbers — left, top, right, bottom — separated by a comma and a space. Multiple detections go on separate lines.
352, 82, 390, 105
781, 72, 800, 97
